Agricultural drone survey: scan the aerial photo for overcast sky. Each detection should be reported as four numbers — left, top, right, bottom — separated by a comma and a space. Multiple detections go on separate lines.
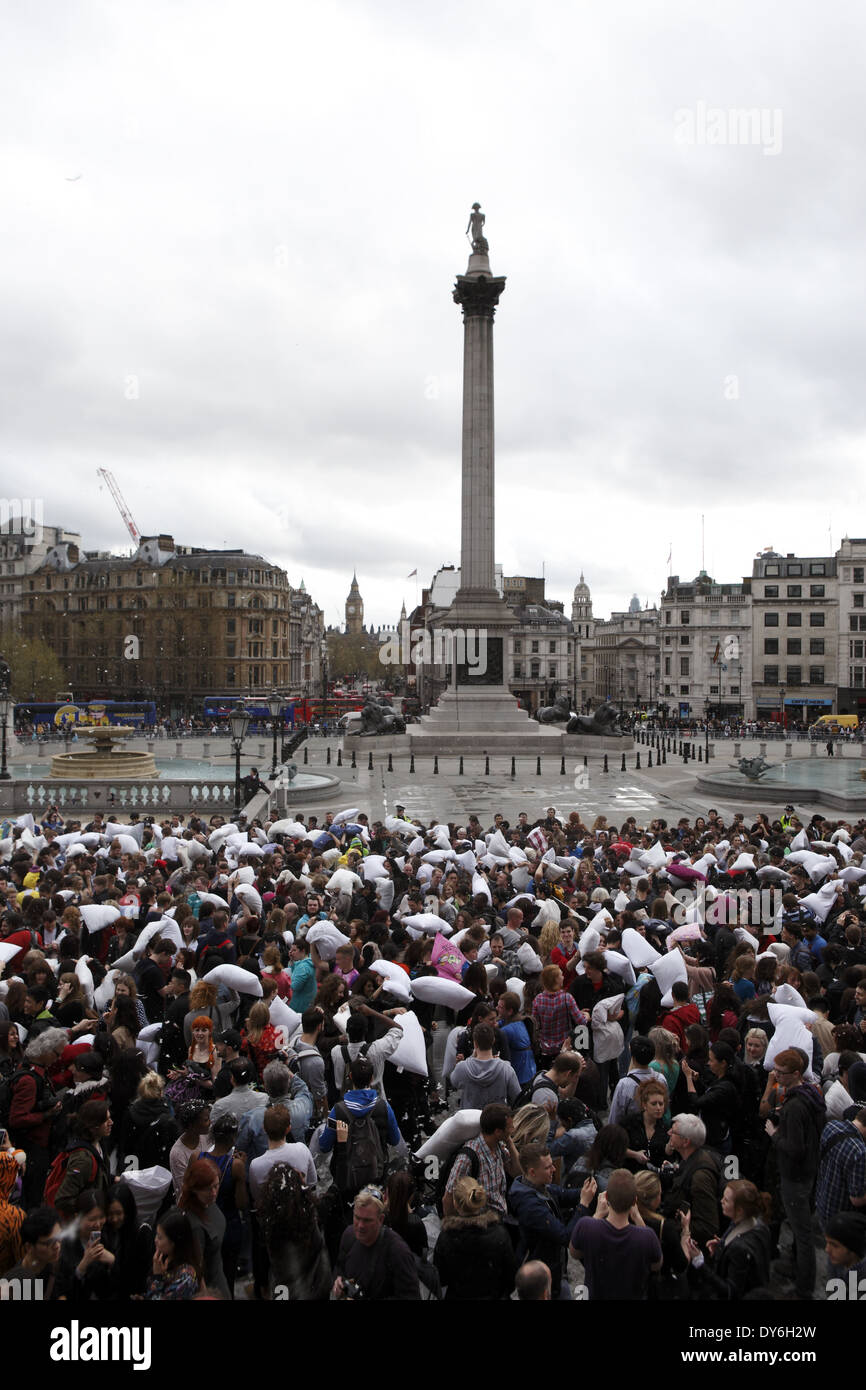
3, 0, 864, 633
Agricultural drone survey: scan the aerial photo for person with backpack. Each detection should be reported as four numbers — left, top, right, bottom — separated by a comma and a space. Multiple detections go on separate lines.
496, 991, 538, 1086
331, 1009, 404, 1098
286, 1008, 328, 1123
48, 1098, 113, 1221
332, 1185, 420, 1300
318, 1057, 401, 1199
5, 1027, 66, 1209
442, 1102, 521, 1219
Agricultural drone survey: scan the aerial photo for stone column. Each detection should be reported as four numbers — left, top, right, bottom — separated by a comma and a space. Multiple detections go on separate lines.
454, 270, 505, 596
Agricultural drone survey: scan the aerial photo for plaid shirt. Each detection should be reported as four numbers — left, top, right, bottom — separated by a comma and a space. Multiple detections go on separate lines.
446, 1135, 509, 1216
816, 1119, 866, 1231
532, 989, 582, 1054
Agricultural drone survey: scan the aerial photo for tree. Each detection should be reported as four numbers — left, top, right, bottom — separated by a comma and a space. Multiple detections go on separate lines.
0, 627, 67, 701
326, 630, 382, 681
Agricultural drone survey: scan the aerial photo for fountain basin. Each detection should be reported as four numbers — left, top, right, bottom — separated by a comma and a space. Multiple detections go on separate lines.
49, 726, 159, 780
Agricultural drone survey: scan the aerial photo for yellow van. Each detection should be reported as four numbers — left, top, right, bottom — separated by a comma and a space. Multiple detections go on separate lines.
810, 714, 859, 733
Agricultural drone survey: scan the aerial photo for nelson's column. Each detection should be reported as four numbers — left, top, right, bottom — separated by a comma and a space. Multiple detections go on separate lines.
410, 205, 559, 753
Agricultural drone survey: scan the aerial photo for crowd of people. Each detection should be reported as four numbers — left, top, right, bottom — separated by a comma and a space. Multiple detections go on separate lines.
0, 793, 865, 1303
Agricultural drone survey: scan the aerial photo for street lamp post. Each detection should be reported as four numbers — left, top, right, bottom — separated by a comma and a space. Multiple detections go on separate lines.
779, 686, 785, 734
268, 691, 282, 783
0, 691, 10, 782
229, 703, 250, 816
704, 696, 710, 762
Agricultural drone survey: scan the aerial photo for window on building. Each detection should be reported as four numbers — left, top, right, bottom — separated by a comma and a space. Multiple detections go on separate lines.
226, 667, 235, 686
549, 641, 556, 653
809, 667, 824, 684
764, 665, 779, 683
786, 666, 801, 685
810, 612, 825, 627
513, 640, 521, 654
810, 563, 826, 576
681, 612, 690, 624
679, 634, 689, 645
787, 613, 802, 626
227, 593, 235, 608
226, 642, 235, 658
665, 611, 672, 624
531, 641, 539, 653
514, 662, 522, 677
854, 567, 865, 584
530, 661, 540, 678
810, 584, 825, 597
664, 657, 671, 674
810, 639, 825, 655
548, 664, 556, 677
765, 613, 779, 626
764, 585, 779, 598
786, 639, 801, 654
855, 594, 865, 608
787, 563, 802, 576
765, 564, 780, 576
679, 685, 689, 695
787, 585, 802, 598
764, 639, 779, 654
852, 641, 864, 660
709, 684, 719, 694
680, 657, 689, 676
226, 618, 235, 634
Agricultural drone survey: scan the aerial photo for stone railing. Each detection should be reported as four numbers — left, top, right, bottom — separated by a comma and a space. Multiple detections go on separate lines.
0, 779, 238, 815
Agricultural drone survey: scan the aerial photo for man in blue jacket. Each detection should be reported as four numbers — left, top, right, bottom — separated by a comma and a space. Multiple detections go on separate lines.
318, 1058, 402, 1197
508, 1141, 592, 1300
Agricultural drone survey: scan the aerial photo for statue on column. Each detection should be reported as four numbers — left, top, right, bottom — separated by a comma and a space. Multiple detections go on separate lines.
466, 202, 489, 253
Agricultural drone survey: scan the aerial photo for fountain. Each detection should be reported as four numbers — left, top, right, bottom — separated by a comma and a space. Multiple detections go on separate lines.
49, 726, 159, 780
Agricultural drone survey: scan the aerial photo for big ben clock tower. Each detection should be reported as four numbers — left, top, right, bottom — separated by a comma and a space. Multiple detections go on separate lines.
345, 572, 364, 634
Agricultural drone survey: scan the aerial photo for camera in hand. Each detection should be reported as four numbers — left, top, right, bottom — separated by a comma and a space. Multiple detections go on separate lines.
340, 1279, 365, 1301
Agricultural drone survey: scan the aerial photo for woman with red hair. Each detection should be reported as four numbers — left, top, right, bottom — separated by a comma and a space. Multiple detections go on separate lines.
178, 1158, 230, 1299
165, 1015, 218, 1108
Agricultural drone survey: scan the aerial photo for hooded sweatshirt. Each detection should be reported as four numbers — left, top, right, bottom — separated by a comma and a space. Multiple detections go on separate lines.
774, 1081, 826, 1181
450, 1057, 521, 1110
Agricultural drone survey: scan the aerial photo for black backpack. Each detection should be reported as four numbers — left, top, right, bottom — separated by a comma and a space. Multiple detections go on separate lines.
0, 1066, 46, 1133
330, 1098, 388, 1196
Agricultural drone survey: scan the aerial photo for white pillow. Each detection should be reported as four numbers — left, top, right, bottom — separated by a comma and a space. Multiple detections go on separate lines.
369, 960, 412, 1002
75, 956, 95, 1006
415, 1109, 481, 1160
641, 841, 668, 870
331, 808, 361, 825
326, 869, 362, 895
235, 884, 263, 915
765, 1002, 816, 1074
268, 819, 308, 838
578, 928, 601, 958
362, 855, 389, 883
506, 976, 525, 1005
620, 928, 662, 969
602, 951, 636, 987
409, 976, 475, 1010
203, 963, 263, 997
403, 913, 447, 938
472, 872, 492, 904
487, 830, 511, 858
650, 950, 689, 1008
518, 943, 544, 975
269, 995, 302, 1038
389, 1011, 428, 1078
93, 969, 118, 1012
78, 904, 122, 933
305, 921, 351, 958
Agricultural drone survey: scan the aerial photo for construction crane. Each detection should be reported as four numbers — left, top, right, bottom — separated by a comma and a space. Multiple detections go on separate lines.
96, 468, 141, 545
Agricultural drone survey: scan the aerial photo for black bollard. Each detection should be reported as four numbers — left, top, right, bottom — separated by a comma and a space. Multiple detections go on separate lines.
698, 746, 702, 762
583, 755, 588, 768
303, 746, 308, 764
368, 751, 373, 771
636, 753, 641, 769
621, 753, 626, 772
326, 746, 331, 765
351, 749, 357, 769
410, 753, 415, 774
337, 748, 342, 766
387, 752, 393, 772
536, 756, 541, 775
510, 756, 516, 778
662, 746, 667, 764
603, 754, 609, 773
459, 755, 464, 776
433, 755, 439, 775
648, 751, 653, 768
560, 756, 566, 776
485, 755, 490, 776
